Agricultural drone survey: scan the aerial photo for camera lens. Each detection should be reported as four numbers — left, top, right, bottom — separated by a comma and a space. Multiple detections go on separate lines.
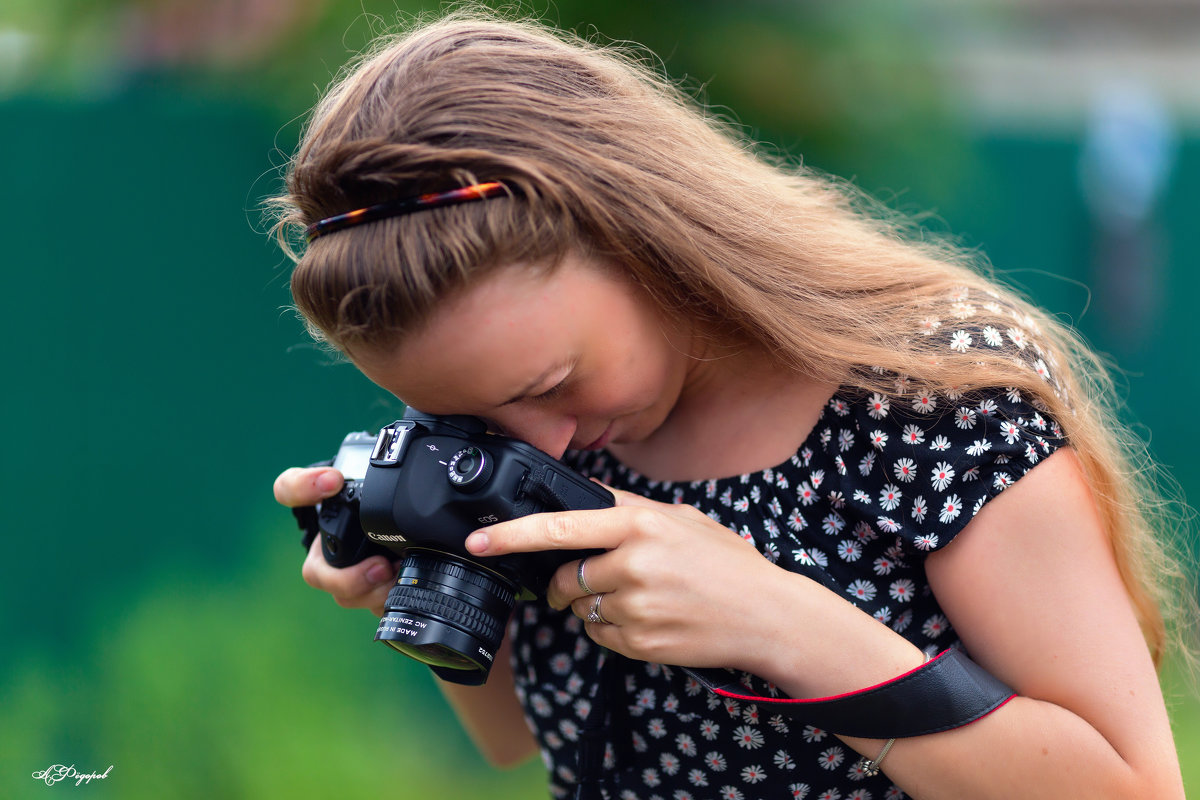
375, 550, 516, 684
447, 446, 491, 490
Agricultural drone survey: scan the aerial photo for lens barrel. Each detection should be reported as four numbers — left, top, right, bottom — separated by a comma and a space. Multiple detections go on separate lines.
375, 551, 516, 684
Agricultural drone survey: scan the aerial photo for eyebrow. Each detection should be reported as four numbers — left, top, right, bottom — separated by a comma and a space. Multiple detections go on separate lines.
497, 363, 571, 407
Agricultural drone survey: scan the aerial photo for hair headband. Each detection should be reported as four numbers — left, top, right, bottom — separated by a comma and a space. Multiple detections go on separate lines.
304, 181, 514, 243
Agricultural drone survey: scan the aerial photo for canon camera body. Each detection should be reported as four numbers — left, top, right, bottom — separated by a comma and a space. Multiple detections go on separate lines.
299, 408, 613, 685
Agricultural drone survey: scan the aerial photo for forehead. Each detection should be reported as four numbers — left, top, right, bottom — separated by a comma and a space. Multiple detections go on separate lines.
352, 258, 621, 410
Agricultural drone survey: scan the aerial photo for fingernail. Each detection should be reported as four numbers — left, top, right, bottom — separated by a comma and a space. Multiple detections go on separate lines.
366, 563, 392, 585
315, 471, 341, 494
465, 532, 489, 554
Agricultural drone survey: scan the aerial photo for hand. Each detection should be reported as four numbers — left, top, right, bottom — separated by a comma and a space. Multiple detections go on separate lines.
464, 487, 779, 671
273, 466, 397, 617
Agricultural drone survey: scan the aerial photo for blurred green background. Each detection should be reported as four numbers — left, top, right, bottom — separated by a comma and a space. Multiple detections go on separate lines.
2, 1, 1197, 797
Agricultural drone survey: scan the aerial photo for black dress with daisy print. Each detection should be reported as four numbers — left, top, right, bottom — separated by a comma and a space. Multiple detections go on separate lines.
509, 377, 1066, 800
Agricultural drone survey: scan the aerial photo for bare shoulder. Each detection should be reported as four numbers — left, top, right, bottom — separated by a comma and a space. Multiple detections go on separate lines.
926, 447, 1139, 679
926, 447, 1178, 769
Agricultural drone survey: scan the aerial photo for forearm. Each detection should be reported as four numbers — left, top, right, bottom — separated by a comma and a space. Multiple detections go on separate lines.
736, 570, 1183, 799
837, 695, 1183, 800
433, 637, 539, 768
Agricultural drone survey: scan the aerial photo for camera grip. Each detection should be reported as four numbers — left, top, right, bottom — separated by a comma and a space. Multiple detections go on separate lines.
523, 464, 614, 512
293, 495, 394, 569
317, 497, 395, 568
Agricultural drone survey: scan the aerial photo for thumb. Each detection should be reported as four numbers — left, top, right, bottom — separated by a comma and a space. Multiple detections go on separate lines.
595, 482, 665, 510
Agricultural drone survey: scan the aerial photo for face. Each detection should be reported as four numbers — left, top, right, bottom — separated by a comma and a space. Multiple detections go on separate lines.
352, 253, 696, 459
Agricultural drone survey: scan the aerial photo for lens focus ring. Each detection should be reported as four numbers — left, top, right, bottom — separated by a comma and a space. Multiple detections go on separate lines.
399, 553, 515, 606
386, 582, 505, 644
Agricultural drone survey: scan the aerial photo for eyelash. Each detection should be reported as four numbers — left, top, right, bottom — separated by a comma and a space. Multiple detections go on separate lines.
531, 380, 566, 402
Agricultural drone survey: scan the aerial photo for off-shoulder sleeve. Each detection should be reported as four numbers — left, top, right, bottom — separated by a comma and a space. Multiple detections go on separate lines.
828, 385, 1068, 555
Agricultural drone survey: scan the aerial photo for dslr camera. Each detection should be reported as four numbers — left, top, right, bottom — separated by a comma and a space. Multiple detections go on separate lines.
295, 408, 613, 685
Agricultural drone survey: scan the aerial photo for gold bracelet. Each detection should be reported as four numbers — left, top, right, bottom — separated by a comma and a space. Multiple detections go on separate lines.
855, 737, 896, 777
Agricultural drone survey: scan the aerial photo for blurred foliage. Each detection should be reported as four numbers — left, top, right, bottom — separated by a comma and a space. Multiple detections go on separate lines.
0, 518, 547, 799
0, 0, 971, 206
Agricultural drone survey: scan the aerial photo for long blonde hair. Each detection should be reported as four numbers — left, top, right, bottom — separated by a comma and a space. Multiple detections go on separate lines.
268, 10, 1194, 667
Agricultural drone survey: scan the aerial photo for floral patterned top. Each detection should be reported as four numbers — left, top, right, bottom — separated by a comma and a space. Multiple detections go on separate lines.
510, 319, 1067, 800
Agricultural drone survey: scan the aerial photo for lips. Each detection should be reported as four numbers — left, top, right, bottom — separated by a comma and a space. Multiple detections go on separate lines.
580, 421, 614, 451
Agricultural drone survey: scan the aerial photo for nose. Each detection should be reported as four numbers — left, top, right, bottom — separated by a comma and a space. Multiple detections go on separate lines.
488, 408, 577, 459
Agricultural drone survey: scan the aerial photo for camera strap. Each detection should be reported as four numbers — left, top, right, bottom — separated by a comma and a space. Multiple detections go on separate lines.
293, 505, 320, 551
681, 648, 1014, 740
574, 648, 628, 800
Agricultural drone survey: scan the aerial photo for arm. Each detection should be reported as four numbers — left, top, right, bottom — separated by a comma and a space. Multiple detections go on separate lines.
745, 448, 1184, 798
468, 448, 1184, 798
275, 467, 537, 768
895, 447, 1182, 797
434, 637, 539, 768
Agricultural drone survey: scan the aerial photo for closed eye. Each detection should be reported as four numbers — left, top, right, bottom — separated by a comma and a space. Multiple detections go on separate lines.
497, 361, 576, 407
530, 380, 567, 403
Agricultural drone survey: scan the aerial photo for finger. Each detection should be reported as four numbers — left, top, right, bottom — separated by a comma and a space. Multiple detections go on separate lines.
609, 486, 668, 509
464, 506, 644, 557
586, 480, 663, 511
546, 556, 613, 611
611, 486, 715, 530
301, 539, 393, 596
301, 535, 395, 615
274, 467, 344, 508
571, 591, 619, 626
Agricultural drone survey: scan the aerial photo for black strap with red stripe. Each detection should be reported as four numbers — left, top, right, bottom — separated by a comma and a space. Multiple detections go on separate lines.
682, 648, 1015, 739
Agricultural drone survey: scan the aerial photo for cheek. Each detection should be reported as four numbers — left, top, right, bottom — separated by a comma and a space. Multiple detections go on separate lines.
600, 357, 680, 415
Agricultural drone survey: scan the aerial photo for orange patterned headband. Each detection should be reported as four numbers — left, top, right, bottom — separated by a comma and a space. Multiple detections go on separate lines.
304, 181, 515, 243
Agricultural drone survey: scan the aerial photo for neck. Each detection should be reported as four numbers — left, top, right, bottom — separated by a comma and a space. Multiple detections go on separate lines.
610, 340, 840, 482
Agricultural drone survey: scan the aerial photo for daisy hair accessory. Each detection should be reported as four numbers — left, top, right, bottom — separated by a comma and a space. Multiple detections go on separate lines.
304, 180, 515, 243
682, 647, 1014, 740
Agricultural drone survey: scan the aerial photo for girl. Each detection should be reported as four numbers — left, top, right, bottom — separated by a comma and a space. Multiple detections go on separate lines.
270, 12, 1190, 799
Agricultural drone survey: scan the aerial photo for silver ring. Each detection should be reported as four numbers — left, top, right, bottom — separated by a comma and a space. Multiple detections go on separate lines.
585, 593, 612, 625
577, 557, 597, 596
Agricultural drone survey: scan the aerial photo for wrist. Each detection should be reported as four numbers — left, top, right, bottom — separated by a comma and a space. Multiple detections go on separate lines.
732, 566, 925, 699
